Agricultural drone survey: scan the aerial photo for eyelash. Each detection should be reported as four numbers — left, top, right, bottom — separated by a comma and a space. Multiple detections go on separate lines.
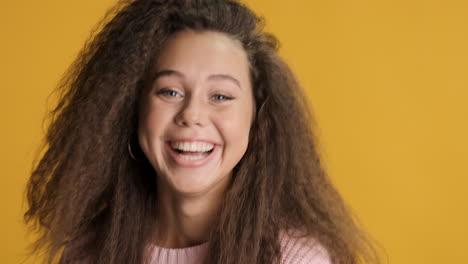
156, 89, 181, 97
156, 88, 234, 101
212, 94, 234, 101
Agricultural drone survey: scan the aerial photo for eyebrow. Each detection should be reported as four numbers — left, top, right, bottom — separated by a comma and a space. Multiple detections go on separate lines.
152, 69, 241, 89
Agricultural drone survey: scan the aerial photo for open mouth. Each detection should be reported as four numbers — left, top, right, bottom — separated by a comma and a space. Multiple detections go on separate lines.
168, 141, 215, 161
172, 148, 214, 160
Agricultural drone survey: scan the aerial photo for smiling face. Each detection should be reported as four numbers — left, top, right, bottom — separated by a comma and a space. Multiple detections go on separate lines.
138, 30, 254, 196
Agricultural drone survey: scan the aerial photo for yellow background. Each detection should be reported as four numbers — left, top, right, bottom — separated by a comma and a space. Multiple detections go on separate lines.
2, 0, 467, 263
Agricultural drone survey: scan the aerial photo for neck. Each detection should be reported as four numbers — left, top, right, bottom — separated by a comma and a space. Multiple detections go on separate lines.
152, 179, 227, 248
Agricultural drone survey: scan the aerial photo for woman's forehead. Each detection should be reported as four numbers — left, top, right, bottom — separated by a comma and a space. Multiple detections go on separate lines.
152, 30, 250, 85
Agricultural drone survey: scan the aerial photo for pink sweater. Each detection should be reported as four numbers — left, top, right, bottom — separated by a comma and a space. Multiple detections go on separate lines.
145, 233, 331, 264
62, 232, 331, 263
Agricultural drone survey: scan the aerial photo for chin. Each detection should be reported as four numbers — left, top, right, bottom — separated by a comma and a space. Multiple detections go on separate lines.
167, 173, 231, 197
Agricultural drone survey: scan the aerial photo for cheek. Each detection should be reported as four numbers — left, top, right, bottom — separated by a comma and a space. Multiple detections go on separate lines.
138, 102, 174, 148
142, 101, 174, 128
220, 107, 253, 149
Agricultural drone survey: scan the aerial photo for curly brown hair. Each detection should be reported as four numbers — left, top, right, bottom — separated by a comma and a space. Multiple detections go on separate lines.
24, 0, 380, 263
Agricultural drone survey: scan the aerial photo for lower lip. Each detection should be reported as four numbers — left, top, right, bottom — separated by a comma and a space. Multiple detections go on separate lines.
165, 142, 219, 168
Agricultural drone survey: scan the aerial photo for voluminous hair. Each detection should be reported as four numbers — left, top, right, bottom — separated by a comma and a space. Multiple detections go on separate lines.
24, 0, 380, 263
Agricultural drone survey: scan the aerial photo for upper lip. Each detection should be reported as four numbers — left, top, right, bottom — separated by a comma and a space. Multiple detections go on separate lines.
167, 138, 219, 145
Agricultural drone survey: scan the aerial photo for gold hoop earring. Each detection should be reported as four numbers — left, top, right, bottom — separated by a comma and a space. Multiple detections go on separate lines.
257, 96, 269, 116
128, 141, 143, 162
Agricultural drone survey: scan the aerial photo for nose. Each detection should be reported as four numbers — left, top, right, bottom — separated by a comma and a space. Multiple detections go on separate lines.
175, 96, 207, 127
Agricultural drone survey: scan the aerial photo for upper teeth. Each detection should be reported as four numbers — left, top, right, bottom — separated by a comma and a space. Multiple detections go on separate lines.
171, 141, 214, 152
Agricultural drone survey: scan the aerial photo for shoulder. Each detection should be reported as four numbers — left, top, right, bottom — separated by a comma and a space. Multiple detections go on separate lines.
279, 230, 332, 264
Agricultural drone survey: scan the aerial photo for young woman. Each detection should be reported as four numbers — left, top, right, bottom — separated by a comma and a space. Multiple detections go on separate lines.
25, 0, 380, 263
